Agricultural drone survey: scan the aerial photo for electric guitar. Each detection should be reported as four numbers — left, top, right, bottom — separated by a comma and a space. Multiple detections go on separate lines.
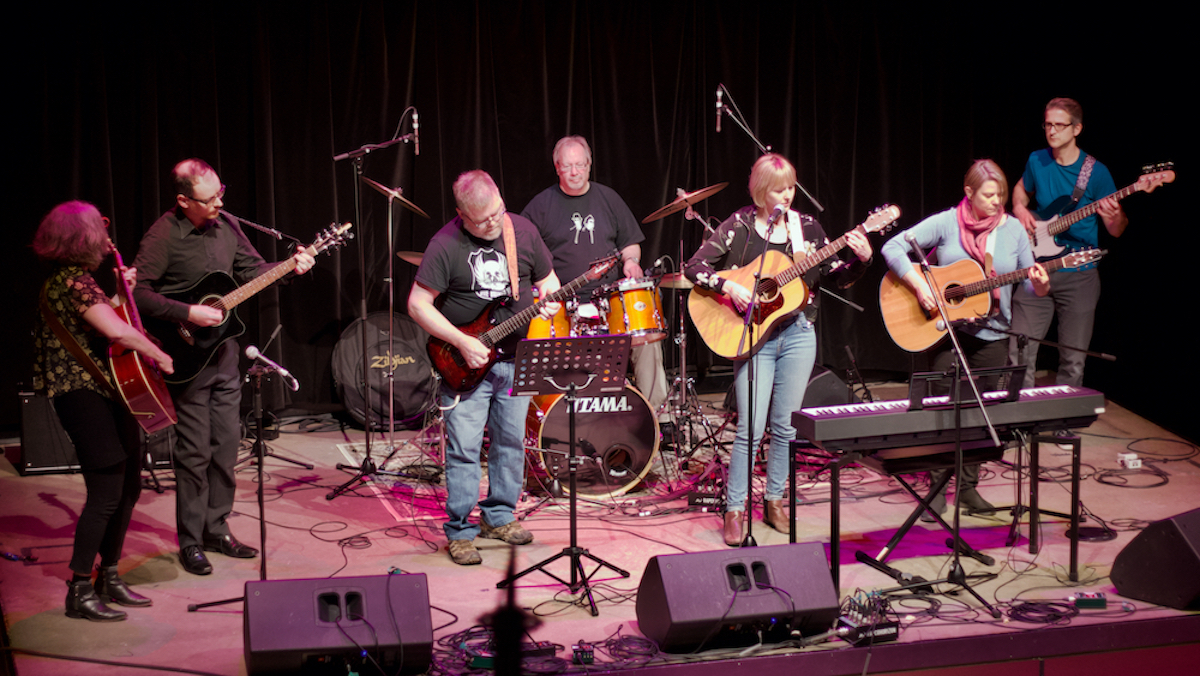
1028, 163, 1174, 261
688, 205, 900, 360
143, 222, 353, 384
879, 248, 1106, 353
107, 239, 178, 434
428, 254, 619, 392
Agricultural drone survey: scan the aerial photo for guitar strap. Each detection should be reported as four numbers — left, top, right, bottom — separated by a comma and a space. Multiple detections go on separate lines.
502, 213, 520, 301
1070, 154, 1096, 206
39, 280, 118, 398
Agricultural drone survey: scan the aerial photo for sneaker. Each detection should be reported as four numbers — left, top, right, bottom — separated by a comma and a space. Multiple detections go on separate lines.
447, 539, 482, 565
480, 519, 534, 545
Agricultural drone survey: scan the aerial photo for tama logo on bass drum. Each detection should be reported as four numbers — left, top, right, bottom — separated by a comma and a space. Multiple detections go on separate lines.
573, 395, 634, 414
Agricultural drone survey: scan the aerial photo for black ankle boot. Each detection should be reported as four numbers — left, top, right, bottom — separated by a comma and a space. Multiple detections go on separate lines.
95, 565, 152, 607
65, 580, 127, 621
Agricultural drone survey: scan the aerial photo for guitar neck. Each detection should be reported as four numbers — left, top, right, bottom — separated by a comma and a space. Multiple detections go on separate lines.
107, 240, 147, 332
215, 257, 298, 312
477, 270, 593, 347
1045, 181, 1138, 237
949, 256, 1072, 300
772, 226, 860, 287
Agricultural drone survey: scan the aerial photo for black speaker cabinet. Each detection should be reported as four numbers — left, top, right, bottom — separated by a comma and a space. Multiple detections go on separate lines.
244, 574, 433, 675
1111, 508, 1200, 610
17, 391, 80, 475
636, 542, 839, 652
16, 391, 174, 475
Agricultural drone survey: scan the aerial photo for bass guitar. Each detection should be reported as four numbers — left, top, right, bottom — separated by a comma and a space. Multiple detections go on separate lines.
879, 248, 1106, 353
1029, 163, 1174, 260
107, 239, 178, 434
689, 205, 900, 360
429, 254, 619, 392
143, 222, 353, 384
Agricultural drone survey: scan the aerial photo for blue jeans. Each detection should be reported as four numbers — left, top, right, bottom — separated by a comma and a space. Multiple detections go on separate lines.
440, 360, 529, 541
727, 317, 816, 511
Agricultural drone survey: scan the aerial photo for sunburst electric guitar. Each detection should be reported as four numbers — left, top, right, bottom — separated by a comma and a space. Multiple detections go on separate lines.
428, 254, 619, 392
879, 248, 1106, 353
689, 205, 900, 360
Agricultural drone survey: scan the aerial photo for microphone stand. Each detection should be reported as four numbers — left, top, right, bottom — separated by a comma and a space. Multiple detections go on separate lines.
715, 83, 823, 213
328, 130, 416, 501
731, 209, 783, 548
906, 235, 1001, 618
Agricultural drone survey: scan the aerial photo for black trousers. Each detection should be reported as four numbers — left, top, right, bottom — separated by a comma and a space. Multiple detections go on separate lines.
53, 390, 142, 576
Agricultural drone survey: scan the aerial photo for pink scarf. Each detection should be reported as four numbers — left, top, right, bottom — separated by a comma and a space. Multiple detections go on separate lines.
956, 197, 1002, 266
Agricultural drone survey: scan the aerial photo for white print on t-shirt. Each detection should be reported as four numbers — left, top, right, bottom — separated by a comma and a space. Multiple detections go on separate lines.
468, 247, 510, 301
570, 212, 595, 245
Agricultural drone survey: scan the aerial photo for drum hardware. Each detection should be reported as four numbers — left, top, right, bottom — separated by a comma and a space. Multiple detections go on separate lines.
502, 335, 634, 616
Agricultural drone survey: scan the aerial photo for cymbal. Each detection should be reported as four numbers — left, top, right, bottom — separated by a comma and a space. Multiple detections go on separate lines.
641, 182, 728, 224
659, 272, 693, 290
361, 176, 430, 219
396, 251, 424, 266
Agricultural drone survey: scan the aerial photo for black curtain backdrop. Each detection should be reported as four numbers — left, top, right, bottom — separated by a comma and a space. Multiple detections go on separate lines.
9, 2, 1192, 441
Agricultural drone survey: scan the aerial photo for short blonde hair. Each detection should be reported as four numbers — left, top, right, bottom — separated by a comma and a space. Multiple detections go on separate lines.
748, 153, 797, 209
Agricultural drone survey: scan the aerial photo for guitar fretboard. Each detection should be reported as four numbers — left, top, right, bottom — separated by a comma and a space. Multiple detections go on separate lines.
479, 259, 614, 348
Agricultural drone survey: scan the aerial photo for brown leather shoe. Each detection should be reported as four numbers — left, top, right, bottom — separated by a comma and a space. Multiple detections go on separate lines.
723, 511, 744, 547
764, 499, 790, 533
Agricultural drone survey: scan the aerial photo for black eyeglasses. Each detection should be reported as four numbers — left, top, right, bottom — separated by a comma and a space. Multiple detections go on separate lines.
186, 184, 227, 206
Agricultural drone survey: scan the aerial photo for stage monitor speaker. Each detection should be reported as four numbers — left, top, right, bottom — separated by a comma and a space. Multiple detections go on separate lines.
17, 391, 80, 475
1111, 507, 1200, 610
635, 542, 839, 652
244, 573, 433, 675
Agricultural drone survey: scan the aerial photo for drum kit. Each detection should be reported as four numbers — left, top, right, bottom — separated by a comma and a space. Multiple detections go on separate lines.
395, 182, 729, 499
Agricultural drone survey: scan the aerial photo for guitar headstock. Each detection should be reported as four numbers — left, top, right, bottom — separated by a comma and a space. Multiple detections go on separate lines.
1063, 247, 1106, 270
313, 222, 354, 255
585, 253, 620, 281
1137, 162, 1176, 194
861, 204, 901, 234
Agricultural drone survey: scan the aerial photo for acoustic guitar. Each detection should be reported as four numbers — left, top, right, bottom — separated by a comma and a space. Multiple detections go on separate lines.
107, 239, 178, 434
689, 206, 900, 359
878, 248, 1105, 353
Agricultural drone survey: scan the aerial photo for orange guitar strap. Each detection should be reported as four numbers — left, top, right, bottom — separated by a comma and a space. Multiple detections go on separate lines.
502, 213, 520, 301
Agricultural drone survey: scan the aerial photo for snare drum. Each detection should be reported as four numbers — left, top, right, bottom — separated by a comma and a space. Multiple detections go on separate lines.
601, 278, 666, 345
524, 384, 659, 498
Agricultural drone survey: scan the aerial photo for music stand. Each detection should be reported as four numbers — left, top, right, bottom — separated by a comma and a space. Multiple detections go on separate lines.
497, 335, 632, 616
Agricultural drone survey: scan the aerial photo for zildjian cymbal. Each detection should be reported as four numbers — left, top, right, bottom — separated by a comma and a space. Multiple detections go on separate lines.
641, 182, 728, 224
360, 176, 430, 219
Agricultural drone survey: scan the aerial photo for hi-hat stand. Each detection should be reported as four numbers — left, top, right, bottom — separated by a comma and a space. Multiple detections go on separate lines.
498, 335, 633, 616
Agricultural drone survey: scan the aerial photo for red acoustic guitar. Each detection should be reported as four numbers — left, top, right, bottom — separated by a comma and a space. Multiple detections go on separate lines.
106, 240, 178, 434
428, 255, 619, 392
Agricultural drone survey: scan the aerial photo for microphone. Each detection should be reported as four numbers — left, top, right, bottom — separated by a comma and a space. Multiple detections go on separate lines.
905, 231, 932, 271
766, 203, 787, 229
413, 110, 420, 156
245, 345, 299, 391
642, 255, 669, 277
715, 88, 723, 133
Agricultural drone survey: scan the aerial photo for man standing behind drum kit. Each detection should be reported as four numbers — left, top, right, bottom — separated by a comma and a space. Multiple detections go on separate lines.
520, 136, 670, 428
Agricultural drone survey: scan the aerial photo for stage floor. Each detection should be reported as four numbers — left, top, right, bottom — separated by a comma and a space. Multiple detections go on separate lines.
2, 378, 1198, 675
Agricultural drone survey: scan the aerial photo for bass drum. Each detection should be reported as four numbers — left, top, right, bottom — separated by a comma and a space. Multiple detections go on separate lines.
332, 312, 435, 430
525, 385, 659, 498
